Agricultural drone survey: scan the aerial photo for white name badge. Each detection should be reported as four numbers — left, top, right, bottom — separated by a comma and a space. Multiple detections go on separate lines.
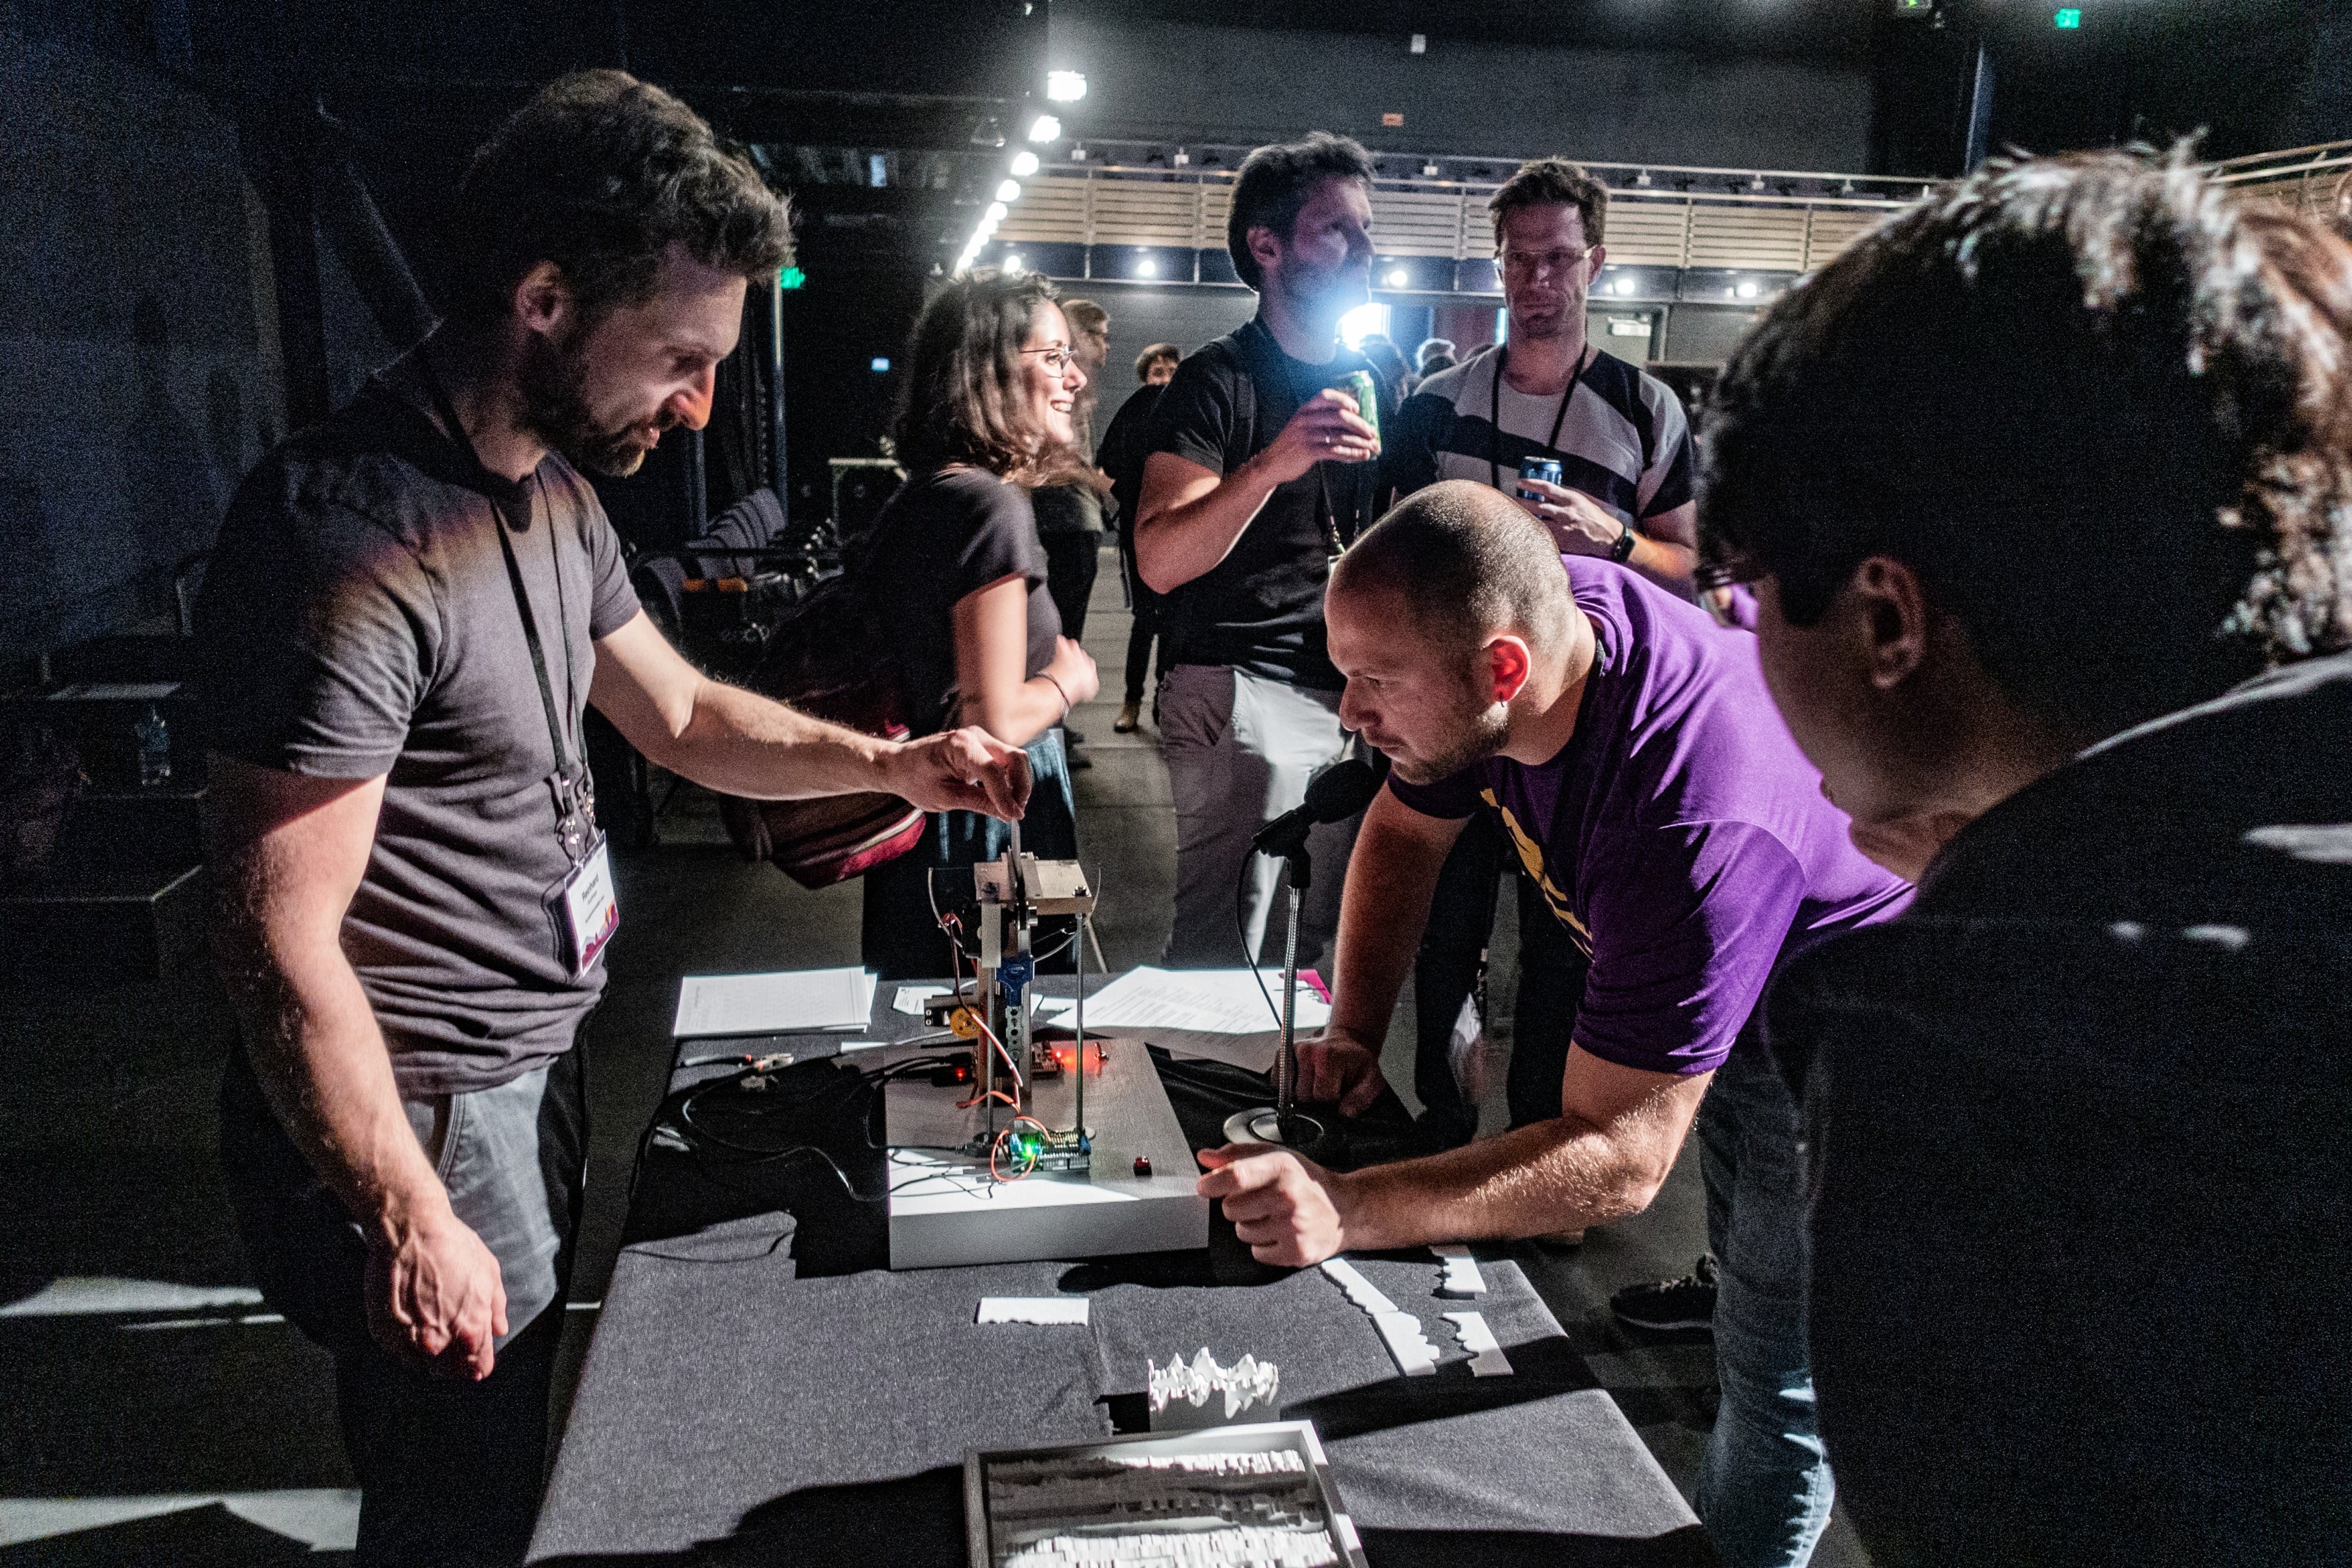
557, 833, 620, 978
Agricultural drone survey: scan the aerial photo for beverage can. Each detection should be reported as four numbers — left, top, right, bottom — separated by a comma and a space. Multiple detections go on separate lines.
1517, 456, 1563, 501
1336, 370, 1380, 447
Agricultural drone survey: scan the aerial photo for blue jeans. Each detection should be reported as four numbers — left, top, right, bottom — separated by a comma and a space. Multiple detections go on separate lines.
1696, 1042, 1835, 1568
219, 1042, 587, 1567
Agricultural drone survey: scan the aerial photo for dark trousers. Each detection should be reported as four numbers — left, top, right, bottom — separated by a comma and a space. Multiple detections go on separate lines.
1119, 534, 1164, 707
1412, 813, 1591, 1145
1040, 531, 1102, 646
219, 1042, 588, 1567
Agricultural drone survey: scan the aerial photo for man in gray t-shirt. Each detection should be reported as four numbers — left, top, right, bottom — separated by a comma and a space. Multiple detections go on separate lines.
197, 73, 1027, 1567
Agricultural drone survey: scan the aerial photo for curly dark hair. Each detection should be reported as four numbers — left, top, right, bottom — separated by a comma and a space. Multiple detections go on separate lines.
445, 70, 792, 327
1489, 158, 1610, 250
1227, 132, 1376, 290
894, 268, 1078, 482
1702, 146, 2352, 738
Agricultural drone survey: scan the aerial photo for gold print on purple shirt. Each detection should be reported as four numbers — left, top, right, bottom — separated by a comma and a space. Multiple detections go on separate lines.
1482, 789, 1594, 958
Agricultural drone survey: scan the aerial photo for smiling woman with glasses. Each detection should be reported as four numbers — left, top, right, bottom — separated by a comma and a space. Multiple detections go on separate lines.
848, 267, 1102, 978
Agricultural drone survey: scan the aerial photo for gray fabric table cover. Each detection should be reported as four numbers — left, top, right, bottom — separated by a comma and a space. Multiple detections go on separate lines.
532, 975, 1712, 1566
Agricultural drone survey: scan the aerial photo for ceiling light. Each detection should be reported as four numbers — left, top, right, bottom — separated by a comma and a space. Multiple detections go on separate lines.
871, 357, 891, 373
1840, 179, 1856, 195
1172, 147, 1189, 167
1735, 281, 1761, 299
1135, 257, 1157, 277
1046, 70, 1087, 102
1635, 170, 1652, 188
1421, 161, 1439, 178
1385, 266, 1410, 288
1615, 276, 1638, 296
1750, 174, 1767, 193
1003, 254, 1022, 273
1011, 151, 1040, 177
985, 202, 1008, 223
997, 179, 1021, 203
1028, 114, 1061, 143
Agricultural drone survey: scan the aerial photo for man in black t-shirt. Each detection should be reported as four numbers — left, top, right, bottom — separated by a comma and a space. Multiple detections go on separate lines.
196, 76, 1026, 1567
1136, 132, 1384, 970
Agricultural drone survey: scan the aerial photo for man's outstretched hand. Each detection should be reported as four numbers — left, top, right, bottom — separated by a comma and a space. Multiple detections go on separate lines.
1196, 1143, 1356, 1268
883, 727, 1032, 820
1293, 1028, 1391, 1118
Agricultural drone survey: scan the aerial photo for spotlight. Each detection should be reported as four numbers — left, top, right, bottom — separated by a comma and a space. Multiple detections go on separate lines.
997, 179, 1021, 203
1004, 254, 1023, 273
1614, 276, 1638, 296
1135, 256, 1157, 277
1635, 170, 1652, 188
1421, 161, 1439, 177
1840, 179, 1856, 196
1749, 174, 1767, 193
1735, 281, 1760, 300
1028, 115, 1061, 143
1046, 70, 1087, 102
1172, 147, 1190, 167
1011, 151, 1040, 176
871, 357, 891, 373
1385, 266, 1410, 288
985, 202, 1008, 223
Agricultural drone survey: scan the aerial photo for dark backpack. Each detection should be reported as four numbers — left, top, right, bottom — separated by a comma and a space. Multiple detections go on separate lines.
717, 569, 924, 888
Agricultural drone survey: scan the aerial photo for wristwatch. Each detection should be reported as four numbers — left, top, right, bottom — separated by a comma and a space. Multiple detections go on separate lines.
1609, 519, 1639, 564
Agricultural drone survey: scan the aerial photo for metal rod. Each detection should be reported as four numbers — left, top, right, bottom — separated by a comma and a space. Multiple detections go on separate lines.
1274, 861, 1301, 1134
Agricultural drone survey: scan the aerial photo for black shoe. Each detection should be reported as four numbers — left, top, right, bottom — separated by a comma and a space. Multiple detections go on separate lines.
1065, 727, 1088, 744
1069, 747, 1093, 770
1610, 1255, 1718, 1333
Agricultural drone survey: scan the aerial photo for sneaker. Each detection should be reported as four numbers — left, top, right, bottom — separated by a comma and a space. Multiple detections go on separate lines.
1610, 1254, 1718, 1333
1114, 701, 1141, 734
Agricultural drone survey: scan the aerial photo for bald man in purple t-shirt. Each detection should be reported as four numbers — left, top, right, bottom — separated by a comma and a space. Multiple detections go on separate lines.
1194, 481, 1908, 1568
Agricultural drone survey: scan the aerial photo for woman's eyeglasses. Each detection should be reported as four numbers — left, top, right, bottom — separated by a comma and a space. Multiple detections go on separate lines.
1021, 347, 1080, 374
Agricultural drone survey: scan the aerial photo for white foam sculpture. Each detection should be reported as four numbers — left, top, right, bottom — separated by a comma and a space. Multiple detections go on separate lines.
1147, 1348, 1283, 1420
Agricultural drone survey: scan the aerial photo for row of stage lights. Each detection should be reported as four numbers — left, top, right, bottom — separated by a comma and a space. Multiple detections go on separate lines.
956, 73, 1086, 274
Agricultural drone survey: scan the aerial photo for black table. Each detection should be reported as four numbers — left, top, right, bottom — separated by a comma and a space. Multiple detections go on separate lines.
529, 975, 1713, 1567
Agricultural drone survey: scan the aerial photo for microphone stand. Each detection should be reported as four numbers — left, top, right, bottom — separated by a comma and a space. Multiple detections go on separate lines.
1223, 839, 1326, 1151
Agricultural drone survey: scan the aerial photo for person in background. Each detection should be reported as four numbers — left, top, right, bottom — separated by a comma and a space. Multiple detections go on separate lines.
1194, 483, 1910, 1568
853, 270, 1101, 980
1382, 157, 1702, 1166
1704, 148, 2352, 1567
1031, 299, 1114, 773
1356, 331, 1410, 416
1414, 336, 1456, 382
1136, 132, 1385, 972
1096, 342, 1184, 733
196, 73, 1028, 1567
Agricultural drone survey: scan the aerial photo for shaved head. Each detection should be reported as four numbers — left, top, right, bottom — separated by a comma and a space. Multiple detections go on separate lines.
1331, 481, 1576, 652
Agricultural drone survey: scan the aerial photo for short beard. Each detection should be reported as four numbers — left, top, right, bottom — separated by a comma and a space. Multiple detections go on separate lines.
1388, 700, 1510, 786
515, 324, 664, 478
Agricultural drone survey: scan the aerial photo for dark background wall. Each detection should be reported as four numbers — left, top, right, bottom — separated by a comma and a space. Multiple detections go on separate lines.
0, 4, 286, 665
1050, 15, 1878, 171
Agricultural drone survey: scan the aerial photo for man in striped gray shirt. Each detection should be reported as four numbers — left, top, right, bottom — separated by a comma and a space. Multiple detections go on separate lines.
1385, 158, 1699, 595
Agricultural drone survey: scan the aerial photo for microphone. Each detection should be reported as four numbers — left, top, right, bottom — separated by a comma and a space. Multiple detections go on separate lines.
1252, 755, 1384, 857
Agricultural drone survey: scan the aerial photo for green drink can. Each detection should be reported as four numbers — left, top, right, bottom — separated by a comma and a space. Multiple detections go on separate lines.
1337, 369, 1380, 447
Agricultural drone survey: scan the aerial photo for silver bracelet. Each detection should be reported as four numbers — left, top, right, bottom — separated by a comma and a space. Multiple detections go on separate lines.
1041, 671, 1072, 723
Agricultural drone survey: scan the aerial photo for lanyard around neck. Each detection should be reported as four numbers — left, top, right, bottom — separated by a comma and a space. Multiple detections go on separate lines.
420, 359, 578, 782
1488, 343, 1591, 492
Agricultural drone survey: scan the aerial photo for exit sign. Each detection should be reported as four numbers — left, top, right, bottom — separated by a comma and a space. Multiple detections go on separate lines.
2054, 7, 2082, 26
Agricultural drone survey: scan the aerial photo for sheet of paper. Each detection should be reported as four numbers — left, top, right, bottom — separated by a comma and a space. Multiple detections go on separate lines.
673, 968, 876, 1038
1442, 1311, 1514, 1376
893, 985, 949, 1016
1081, 967, 1332, 1035
975, 1296, 1091, 1326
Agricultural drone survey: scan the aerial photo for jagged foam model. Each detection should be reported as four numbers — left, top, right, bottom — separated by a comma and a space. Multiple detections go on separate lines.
1147, 1348, 1283, 1420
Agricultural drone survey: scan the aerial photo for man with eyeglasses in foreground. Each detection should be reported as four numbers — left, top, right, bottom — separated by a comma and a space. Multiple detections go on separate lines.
1194, 480, 1912, 1568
